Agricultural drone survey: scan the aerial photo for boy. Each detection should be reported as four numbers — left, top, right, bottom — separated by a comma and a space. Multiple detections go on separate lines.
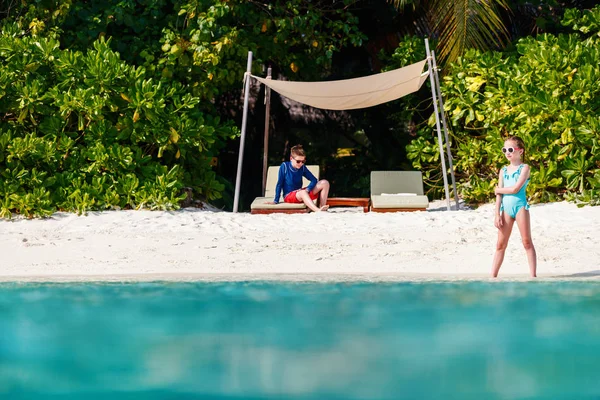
269, 145, 330, 212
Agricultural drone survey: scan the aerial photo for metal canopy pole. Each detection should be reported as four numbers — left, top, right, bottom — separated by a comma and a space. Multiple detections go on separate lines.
233, 51, 253, 213
261, 67, 272, 196
424, 39, 451, 211
431, 50, 459, 211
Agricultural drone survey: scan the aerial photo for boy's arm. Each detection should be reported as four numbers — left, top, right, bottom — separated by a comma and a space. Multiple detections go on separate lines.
273, 164, 285, 203
303, 166, 318, 192
495, 165, 530, 195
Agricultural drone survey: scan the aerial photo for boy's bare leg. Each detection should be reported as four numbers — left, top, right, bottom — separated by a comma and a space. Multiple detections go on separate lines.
491, 212, 514, 278
515, 209, 537, 277
313, 180, 330, 211
295, 190, 321, 212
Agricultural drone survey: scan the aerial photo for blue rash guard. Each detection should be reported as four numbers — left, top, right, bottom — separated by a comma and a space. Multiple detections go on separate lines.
273, 161, 318, 204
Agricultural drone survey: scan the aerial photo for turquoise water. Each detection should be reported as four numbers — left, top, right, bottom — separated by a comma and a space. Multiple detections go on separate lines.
1, 281, 600, 399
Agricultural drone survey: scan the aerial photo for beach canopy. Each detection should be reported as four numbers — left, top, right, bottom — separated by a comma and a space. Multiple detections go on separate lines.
249, 60, 430, 111
233, 39, 458, 213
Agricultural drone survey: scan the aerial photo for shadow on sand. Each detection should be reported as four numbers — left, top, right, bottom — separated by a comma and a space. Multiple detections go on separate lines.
551, 270, 600, 279
427, 199, 473, 212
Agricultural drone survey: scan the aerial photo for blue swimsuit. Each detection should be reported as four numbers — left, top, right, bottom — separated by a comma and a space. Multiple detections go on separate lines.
500, 164, 529, 219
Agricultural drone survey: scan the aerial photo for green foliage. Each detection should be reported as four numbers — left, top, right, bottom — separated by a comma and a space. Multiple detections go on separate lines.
0, 0, 366, 216
0, 28, 236, 218
562, 6, 600, 36
407, 5, 600, 206
160, 0, 366, 95
48, 0, 366, 98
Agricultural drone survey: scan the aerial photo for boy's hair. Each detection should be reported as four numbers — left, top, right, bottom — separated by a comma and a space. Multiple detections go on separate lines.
291, 144, 305, 158
507, 136, 526, 159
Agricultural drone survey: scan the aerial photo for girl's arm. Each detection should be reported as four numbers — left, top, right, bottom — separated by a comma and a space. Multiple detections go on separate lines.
494, 170, 503, 228
495, 170, 503, 215
495, 165, 530, 195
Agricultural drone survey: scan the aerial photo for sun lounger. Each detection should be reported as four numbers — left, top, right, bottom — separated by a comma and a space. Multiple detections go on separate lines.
370, 171, 429, 212
250, 165, 320, 214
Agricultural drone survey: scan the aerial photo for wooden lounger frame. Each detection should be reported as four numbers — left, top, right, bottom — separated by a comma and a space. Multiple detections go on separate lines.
326, 197, 370, 213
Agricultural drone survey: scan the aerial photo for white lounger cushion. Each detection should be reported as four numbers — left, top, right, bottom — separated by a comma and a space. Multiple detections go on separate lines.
250, 197, 317, 210
371, 194, 429, 209
370, 171, 429, 209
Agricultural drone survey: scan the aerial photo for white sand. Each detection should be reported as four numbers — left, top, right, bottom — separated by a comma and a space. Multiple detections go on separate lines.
1, 201, 599, 281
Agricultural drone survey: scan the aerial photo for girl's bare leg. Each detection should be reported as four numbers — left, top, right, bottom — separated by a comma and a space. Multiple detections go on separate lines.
492, 212, 515, 278
515, 209, 537, 277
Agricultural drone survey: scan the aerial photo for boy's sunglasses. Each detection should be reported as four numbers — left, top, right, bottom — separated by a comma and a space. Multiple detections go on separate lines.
292, 157, 306, 164
502, 147, 520, 154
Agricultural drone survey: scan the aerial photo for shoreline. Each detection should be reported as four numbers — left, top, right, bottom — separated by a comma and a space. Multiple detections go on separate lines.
1, 272, 599, 284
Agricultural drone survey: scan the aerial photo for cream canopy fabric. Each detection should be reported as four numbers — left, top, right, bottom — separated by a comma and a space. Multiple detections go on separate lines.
250, 59, 430, 111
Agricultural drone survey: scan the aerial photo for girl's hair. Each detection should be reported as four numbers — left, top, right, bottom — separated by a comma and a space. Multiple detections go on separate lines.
291, 144, 305, 157
506, 136, 526, 159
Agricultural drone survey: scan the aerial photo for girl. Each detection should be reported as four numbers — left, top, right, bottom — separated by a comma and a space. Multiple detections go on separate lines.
492, 136, 537, 278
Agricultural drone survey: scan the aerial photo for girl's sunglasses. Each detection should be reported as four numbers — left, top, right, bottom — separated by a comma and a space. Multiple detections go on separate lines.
502, 147, 520, 154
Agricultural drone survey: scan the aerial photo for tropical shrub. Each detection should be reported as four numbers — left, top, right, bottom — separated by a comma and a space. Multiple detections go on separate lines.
407, 5, 600, 206
0, 25, 236, 218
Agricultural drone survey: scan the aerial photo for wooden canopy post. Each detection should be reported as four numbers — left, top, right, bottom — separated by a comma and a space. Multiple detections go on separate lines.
261, 67, 272, 196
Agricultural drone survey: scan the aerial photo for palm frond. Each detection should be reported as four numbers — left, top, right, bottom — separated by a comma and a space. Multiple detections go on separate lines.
388, 0, 421, 12
430, 0, 510, 64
